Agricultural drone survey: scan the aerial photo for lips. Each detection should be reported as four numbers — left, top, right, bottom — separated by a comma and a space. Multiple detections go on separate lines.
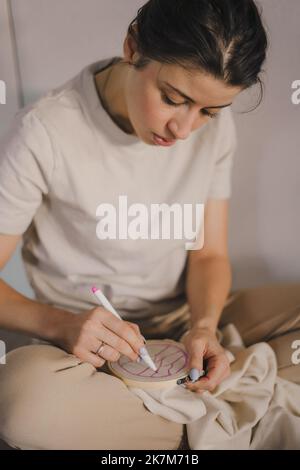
153, 133, 176, 146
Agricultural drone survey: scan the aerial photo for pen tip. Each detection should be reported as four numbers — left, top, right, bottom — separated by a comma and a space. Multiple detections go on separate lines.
91, 286, 98, 293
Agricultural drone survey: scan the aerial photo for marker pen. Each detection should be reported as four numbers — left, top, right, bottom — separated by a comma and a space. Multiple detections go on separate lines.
177, 369, 206, 385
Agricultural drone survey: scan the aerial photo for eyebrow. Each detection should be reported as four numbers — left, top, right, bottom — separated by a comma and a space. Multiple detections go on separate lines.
162, 81, 232, 109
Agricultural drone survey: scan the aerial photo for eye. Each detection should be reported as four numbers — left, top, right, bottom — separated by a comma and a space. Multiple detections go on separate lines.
161, 92, 218, 119
161, 92, 182, 107
201, 109, 218, 119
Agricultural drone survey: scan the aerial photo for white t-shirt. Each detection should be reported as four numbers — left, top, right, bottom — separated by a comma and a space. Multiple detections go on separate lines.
0, 57, 237, 326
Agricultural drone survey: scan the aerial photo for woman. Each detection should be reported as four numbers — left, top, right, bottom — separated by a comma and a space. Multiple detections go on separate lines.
0, 0, 273, 449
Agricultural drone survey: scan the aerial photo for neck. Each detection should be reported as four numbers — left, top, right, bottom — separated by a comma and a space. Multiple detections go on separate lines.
95, 60, 135, 135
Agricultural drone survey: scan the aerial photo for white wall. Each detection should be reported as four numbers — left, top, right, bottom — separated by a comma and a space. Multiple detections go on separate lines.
0, 0, 300, 350
0, 0, 35, 357
230, 0, 300, 288
11, 0, 145, 105
0, 0, 20, 132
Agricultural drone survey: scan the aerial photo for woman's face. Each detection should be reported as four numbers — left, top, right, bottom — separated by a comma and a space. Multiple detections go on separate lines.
124, 58, 242, 146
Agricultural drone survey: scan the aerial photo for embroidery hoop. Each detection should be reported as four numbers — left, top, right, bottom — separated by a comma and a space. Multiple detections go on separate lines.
107, 339, 189, 390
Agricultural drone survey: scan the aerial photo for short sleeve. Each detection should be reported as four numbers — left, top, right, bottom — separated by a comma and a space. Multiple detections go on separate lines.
207, 108, 237, 199
0, 110, 55, 234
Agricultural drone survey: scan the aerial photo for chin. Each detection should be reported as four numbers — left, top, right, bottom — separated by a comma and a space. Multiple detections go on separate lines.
141, 137, 155, 146
135, 129, 153, 145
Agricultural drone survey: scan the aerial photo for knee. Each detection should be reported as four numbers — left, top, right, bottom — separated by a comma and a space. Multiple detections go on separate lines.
224, 284, 300, 315
0, 344, 63, 448
0, 345, 183, 450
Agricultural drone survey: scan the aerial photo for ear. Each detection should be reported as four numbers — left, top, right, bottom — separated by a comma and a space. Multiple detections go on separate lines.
123, 25, 140, 64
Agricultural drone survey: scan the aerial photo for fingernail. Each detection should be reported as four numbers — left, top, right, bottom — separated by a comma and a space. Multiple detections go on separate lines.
189, 368, 201, 382
142, 336, 147, 344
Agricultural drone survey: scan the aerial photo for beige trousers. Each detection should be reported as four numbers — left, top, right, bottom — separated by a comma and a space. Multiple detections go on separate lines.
0, 283, 300, 449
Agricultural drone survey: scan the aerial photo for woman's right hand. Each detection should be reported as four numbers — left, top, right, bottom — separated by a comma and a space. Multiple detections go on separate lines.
56, 306, 145, 369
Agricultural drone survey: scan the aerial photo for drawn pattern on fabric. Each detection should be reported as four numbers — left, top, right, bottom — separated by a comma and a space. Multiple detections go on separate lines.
112, 341, 189, 382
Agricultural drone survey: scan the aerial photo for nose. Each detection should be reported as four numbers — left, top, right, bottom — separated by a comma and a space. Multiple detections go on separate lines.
167, 109, 204, 140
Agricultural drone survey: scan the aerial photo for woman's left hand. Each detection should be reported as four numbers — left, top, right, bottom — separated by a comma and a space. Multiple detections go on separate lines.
181, 326, 231, 394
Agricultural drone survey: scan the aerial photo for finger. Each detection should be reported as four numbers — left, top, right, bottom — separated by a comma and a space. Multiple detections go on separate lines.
125, 321, 140, 335
125, 322, 145, 343
204, 354, 230, 387
93, 325, 141, 362
77, 313, 140, 364
93, 343, 121, 362
76, 349, 106, 369
99, 311, 144, 356
187, 354, 229, 393
187, 344, 205, 382
89, 337, 120, 362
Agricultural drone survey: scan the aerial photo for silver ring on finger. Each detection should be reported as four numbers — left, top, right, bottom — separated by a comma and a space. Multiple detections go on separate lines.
95, 342, 105, 356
